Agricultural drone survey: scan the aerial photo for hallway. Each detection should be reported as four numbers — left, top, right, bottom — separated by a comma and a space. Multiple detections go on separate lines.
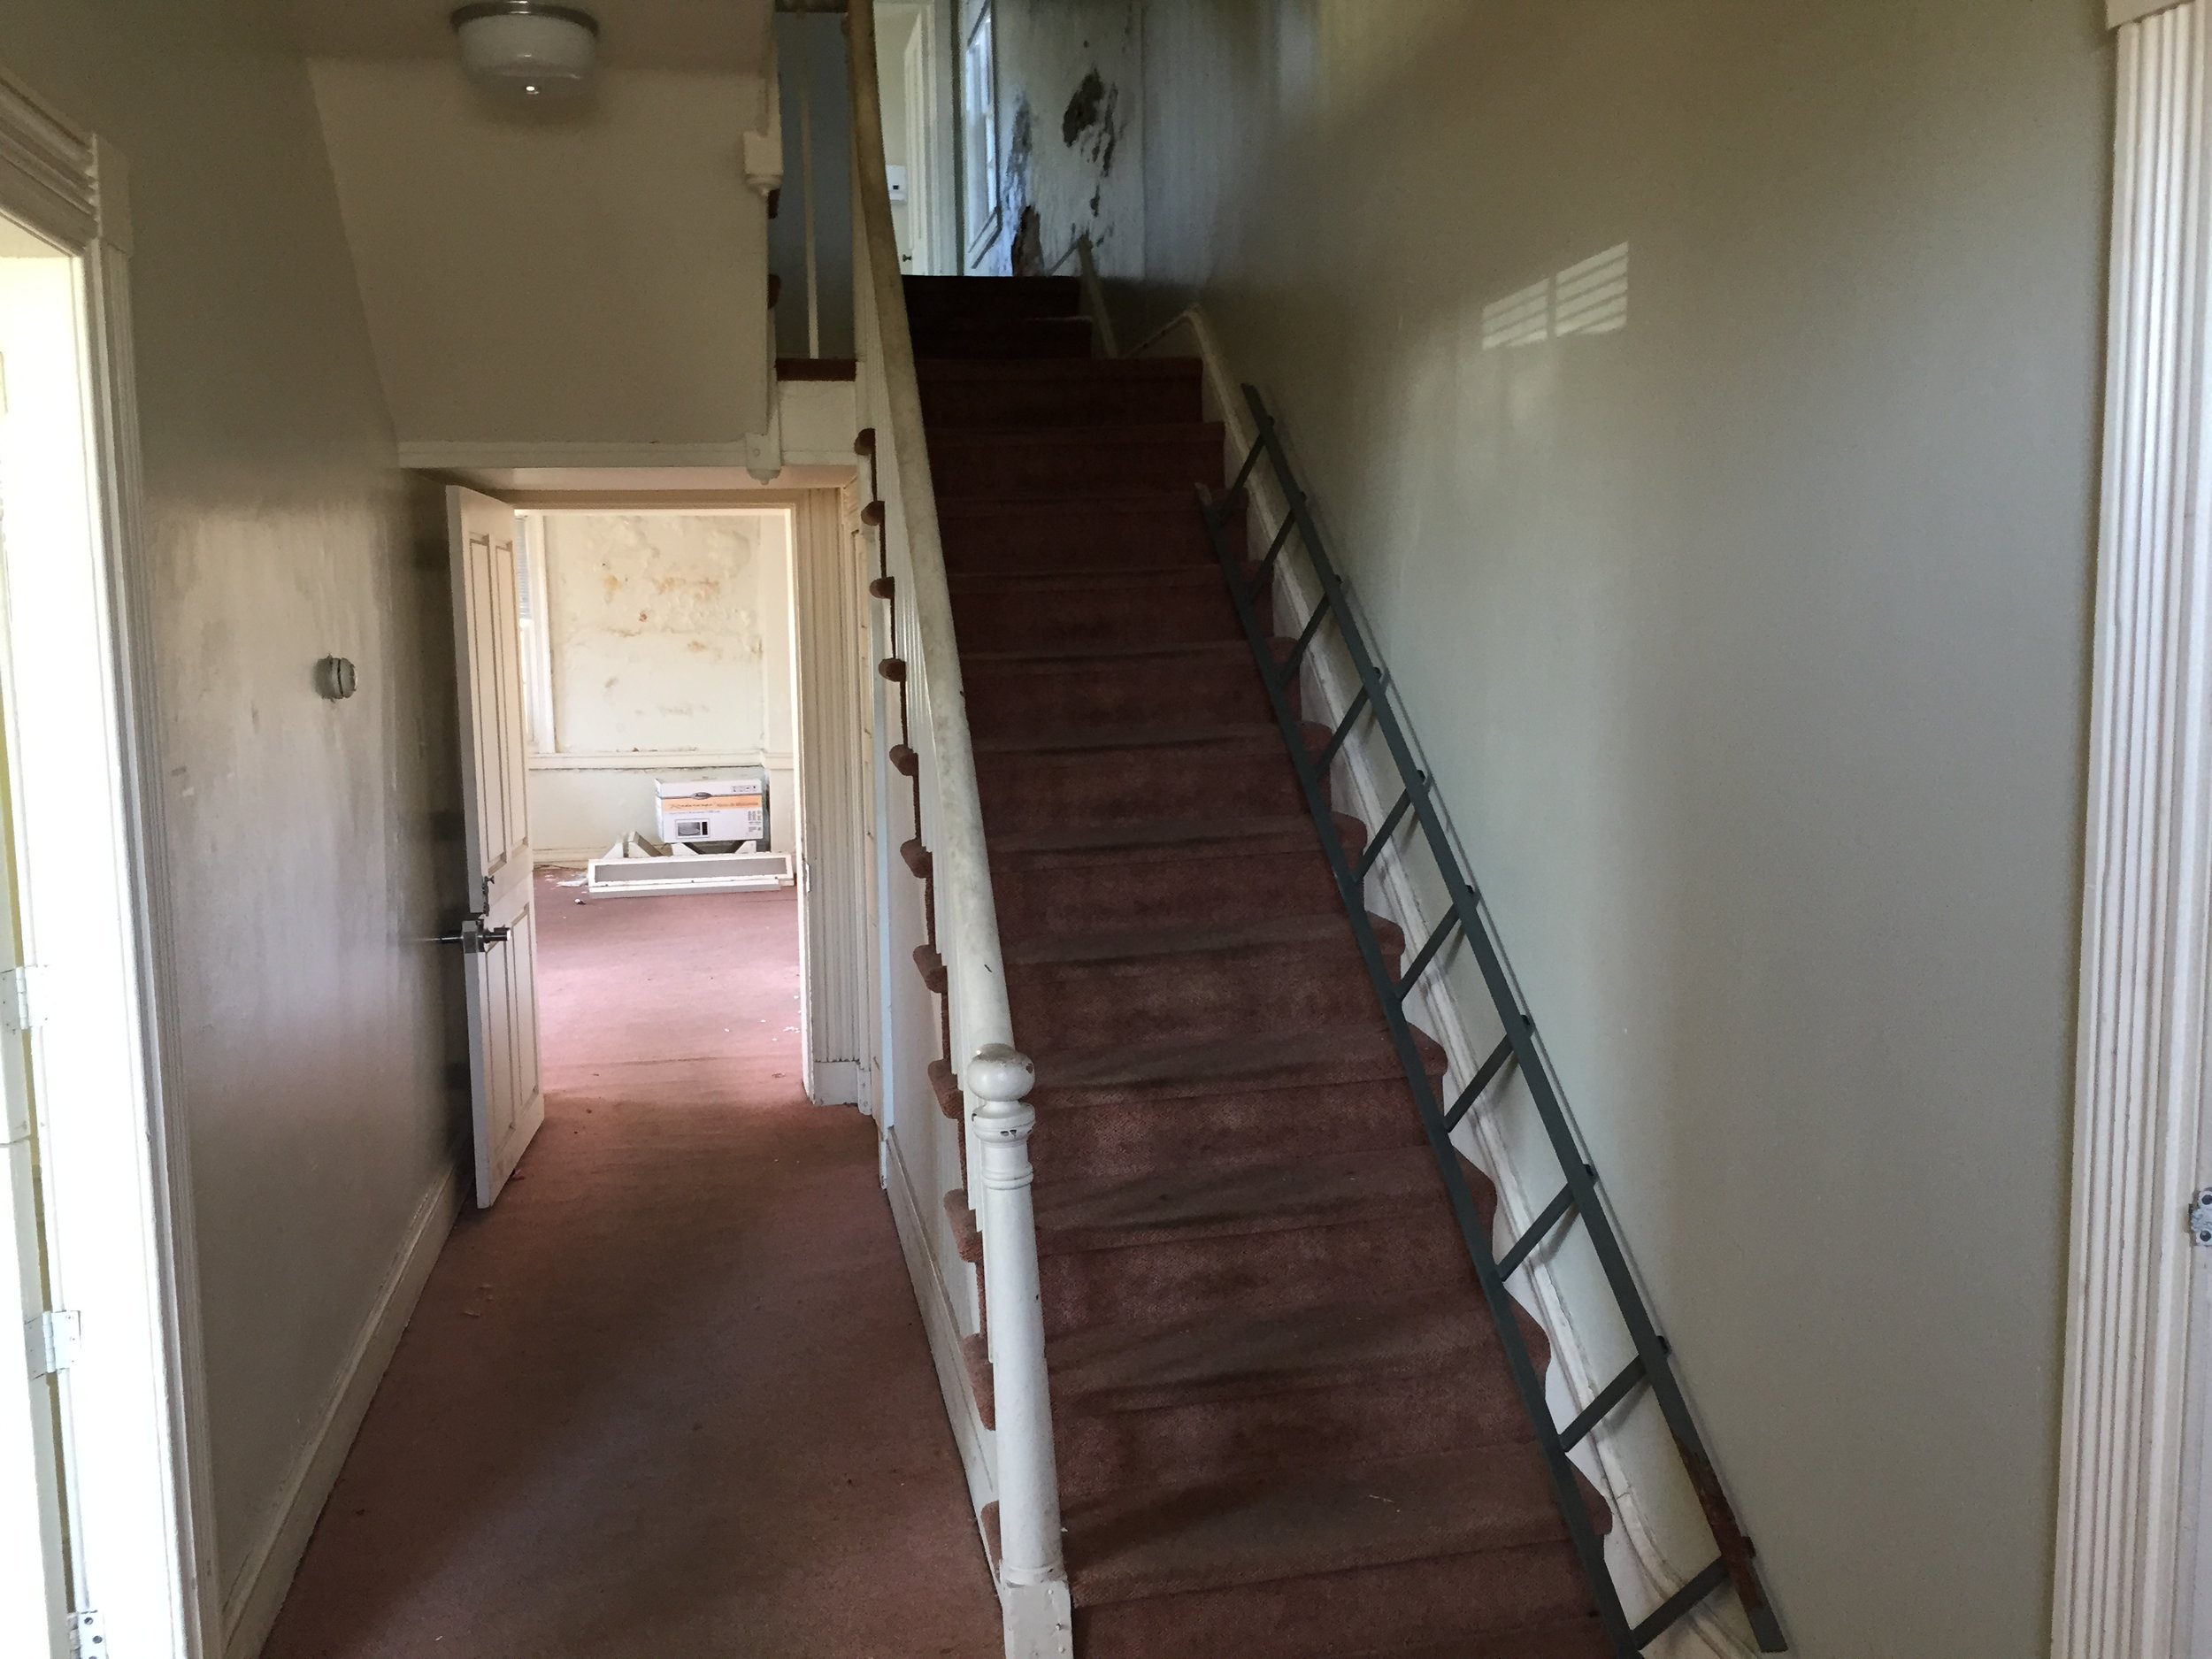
261, 875, 1001, 1658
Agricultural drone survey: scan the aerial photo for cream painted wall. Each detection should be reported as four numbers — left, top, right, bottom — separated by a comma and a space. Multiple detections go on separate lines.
307, 58, 772, 449
526, 511, 797, 859
1134, 3, 2109, 1655
0, 0, 463, 1634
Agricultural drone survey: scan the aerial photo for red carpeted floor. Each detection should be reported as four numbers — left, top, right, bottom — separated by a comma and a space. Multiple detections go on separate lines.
260, 876, 1000, 1659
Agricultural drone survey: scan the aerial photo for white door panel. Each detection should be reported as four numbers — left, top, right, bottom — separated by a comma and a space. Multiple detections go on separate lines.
449, 486, 545, 1207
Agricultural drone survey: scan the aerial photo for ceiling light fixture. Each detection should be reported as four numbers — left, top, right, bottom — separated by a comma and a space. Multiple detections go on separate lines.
450, 3, 600, 101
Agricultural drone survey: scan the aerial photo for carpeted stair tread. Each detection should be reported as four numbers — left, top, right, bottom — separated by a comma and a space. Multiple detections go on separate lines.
1030, 1023, 1445, 1102
964, 638, 1265, 666
1007, 911, 1398, 969
972, 719, 1315, 757
903, 273, 1080, 320
1048, 1293, 1504, 1415
918, 356, 1195, 382
1033, 1146, 1448, 1254
950, 564, 1233, 595
990, 810, 1358, 860
931, 420, 1222, 451
1064, 1446, 1592, 1608
1338, 1626, 1613, 1659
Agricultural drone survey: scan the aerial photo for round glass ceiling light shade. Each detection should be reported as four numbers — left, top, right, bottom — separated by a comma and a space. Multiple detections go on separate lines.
450, 4, 600, 100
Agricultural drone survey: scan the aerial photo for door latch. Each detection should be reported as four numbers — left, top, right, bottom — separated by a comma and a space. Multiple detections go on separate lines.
434, 918, 512, 954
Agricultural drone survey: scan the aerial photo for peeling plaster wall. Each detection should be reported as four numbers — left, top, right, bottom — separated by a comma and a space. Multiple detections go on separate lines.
527, 512, 798, 858
1133, 3, 2109, 1655
965, 0, 1142, 278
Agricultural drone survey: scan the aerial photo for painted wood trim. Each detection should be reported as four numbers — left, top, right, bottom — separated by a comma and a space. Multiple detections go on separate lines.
0, 62, 207, 1658
219, 1162, 462, 1659
1142, 304, 1754, 1659
525, 749, 795, 773
792, 490, 872, 1101
2055, 8, 2212, 1656
2116, 0, 2193, 31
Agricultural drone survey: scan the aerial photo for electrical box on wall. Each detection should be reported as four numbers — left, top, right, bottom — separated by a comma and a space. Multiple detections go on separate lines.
886, 164, 909, 204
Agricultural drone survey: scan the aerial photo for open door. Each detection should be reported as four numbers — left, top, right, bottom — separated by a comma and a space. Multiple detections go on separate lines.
448, 486, 545, 1207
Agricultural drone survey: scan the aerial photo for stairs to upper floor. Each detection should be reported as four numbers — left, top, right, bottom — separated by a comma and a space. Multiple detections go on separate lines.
905, 273, 1615, 1659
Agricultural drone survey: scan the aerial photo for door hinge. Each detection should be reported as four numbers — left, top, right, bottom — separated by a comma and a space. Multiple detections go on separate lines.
69, 1609, 107, 1658
27, 1309, 79, 1379
0, 964, 40, 1033
2191, 1188, 2212, 1247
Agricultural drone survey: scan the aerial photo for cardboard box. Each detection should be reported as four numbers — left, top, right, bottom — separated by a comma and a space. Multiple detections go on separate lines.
654, 775, 767, 845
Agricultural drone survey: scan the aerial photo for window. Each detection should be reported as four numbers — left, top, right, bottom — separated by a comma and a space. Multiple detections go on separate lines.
961, 3, 998, 266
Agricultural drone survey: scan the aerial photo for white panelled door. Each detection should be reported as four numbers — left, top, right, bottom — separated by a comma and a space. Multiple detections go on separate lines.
448, 486, 545, 1207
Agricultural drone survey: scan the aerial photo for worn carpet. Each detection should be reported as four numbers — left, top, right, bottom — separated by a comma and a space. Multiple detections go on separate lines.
260, 875, 999, 1659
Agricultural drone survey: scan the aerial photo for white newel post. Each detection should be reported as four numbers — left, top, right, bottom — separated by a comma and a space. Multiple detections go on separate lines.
967, 1044, 1073, 1656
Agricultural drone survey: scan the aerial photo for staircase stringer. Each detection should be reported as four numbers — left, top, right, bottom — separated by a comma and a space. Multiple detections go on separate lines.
1158, 305, 1781, 1659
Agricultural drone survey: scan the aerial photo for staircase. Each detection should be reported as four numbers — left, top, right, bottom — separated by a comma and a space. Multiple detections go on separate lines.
908, 274, 1614, 1659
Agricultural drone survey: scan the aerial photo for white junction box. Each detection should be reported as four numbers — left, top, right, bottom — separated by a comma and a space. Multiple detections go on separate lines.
655, 774, 767, 847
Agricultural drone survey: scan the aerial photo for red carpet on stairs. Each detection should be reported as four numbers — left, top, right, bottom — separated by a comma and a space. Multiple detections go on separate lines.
909, 274, 1614, 1659
260, 881, 1000, 1659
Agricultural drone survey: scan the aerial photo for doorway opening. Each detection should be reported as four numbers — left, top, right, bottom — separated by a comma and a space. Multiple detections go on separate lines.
513, 505, 808, 1153
0, 140, 198, 1659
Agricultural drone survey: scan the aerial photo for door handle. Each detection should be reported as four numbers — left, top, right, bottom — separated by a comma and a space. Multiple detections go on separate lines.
434, 917, 512, 953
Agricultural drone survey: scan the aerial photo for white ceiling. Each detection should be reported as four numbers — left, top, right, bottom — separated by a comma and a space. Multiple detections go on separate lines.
289, 0, 776, 74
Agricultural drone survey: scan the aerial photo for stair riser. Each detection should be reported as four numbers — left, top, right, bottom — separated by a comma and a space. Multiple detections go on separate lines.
965, 653, 1284, 737
1042, 1214, 1471, 1336
1010, 943, 1389, 1052
931, 434, 1225, 498
1075, 1545, 1596, 1659
1056, 1367, 1535, 1502
921, 372, 1203, 428
904, 276, 1080, 324
992, 845, 1338, 936
1032, 1077, 1428, 1182
941, 504, 1239, 575
953, 580, 1256, 654
911, 319, 1094, 358
976, 745, 1316, 833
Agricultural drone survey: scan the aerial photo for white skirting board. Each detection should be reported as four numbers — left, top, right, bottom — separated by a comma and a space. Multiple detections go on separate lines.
883, 1125, 999, 1581
1137, 304, 1756, 1659
219, 1158, 463, 1659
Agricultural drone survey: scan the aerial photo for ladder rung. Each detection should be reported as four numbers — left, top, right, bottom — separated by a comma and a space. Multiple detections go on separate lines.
1248, 515, 1297, 602
1226, 432, 1267, 498
1561, 1355, 1647, 1451
1397, 910, 1461, 997
1285, 595, 1334, 677
1498, 1180, 1578, 1278
1443, 1034, 1517, 1131
1317, 687, 1371, 772
1630, 1555, 1732, 1650
1354, 774, 1427, 883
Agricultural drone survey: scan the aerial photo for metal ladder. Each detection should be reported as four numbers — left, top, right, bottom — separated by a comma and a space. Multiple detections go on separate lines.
1198, 384, 1788, 1657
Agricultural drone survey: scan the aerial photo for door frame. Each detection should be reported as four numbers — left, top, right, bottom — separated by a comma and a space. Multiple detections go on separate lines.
2057, 4, 2212, 1655
0, 63, 207, 1659
447, 484, 872, 1109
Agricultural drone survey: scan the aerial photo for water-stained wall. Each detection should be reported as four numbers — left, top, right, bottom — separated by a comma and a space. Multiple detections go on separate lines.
964, 0, 1142, 278
526, 512, 798, 857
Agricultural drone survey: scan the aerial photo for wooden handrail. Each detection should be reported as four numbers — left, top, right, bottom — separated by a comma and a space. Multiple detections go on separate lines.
841, 8, 1071, 1655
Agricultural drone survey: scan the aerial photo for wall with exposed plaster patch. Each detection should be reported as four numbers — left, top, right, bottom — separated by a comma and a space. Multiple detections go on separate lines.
964, 0, 1142, 278
525, 511, 798, 860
